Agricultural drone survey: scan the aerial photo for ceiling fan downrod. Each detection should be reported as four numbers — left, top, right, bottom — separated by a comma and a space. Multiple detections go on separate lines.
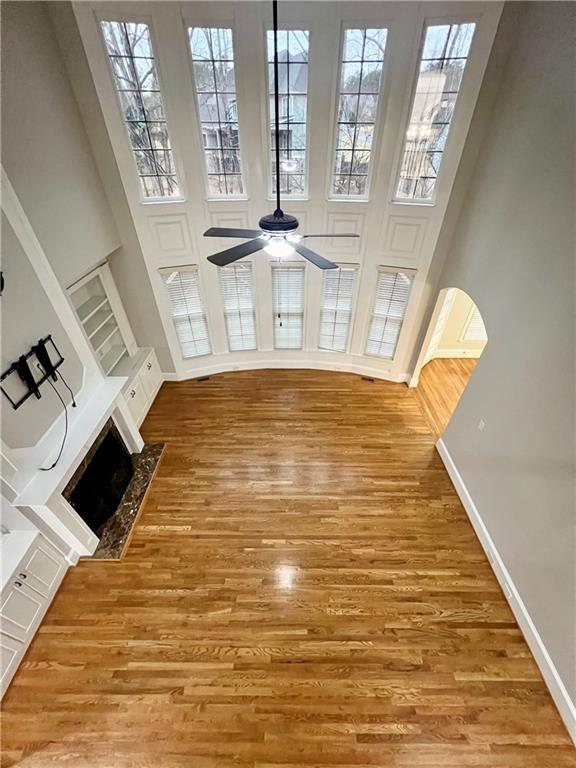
202, 0, 359, 269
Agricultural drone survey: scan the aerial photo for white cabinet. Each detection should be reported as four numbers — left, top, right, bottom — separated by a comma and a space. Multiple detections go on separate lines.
140, 353, 163, 400
114, 348, 163, 426
1, 581, 46, 642
125, 378, 149, 423
19, 538, 67, 599
0, 536, 68, 697
1, 634, 23, 695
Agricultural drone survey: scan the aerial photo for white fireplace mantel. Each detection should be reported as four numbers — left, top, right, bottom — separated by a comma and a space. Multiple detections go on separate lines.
12, 378, 143, 558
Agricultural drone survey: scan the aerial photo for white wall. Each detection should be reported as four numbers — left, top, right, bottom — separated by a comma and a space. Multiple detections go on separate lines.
1, 214, 84, 449
0, 1, 120, 287
436, 1, 575, 707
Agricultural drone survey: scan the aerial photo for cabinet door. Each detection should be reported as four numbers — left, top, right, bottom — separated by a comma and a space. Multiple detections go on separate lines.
140, 351, 162, 401
20, 539, 66, 598
125, 380, 148, 424
0, 582, 46, 642
1, 633, 24, 697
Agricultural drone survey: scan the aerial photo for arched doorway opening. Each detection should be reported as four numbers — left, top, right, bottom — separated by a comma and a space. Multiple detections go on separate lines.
410, 288, 487, 436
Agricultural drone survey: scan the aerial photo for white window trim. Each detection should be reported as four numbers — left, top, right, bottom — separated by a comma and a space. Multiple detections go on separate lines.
326, 23, 390, 203
218, 262, 258, 352
390, 13, 480, 207
364, 265, 416, 361
270, 261, 307, 350
317, 263, 360, 354
186, 24, 249, 202
96, 11, 187, 205
158, 264, 213, 359
263, 23, 312, 202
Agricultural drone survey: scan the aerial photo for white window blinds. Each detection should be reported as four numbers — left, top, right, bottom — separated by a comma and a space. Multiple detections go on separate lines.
161, 268, 211, 358
365, 268, 414, 358
319, 268, 357, 352
218, 264, 257, 351
272, 266, 305, 349
463, 305, 487, 342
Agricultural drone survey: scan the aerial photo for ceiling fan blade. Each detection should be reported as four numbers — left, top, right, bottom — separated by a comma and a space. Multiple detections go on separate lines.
300, 233, 360, 239
204, 227, 263, 239
207, 238, 264, 267
294, 243, 338, 270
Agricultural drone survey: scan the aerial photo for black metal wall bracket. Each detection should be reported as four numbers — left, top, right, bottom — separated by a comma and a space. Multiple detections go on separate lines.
1, 335, 64, 410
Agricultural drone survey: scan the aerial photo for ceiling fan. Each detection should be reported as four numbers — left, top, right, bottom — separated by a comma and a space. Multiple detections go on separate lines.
204, 0, 359, 270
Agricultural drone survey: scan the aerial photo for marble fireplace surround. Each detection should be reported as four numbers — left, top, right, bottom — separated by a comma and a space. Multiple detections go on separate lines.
63, 416, 164, 560
62, 417, 134, 535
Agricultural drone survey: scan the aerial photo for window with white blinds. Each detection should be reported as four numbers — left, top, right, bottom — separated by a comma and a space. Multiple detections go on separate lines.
271, 266, 305, 349
319, 267, 357, 352
365, 268, 414, 358
161, 268, 211, 358
218, 264, 257, 351
462, 305, 487, 342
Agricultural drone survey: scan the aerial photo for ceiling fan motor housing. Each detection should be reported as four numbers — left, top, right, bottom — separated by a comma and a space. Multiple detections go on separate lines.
259, 211, 299, 234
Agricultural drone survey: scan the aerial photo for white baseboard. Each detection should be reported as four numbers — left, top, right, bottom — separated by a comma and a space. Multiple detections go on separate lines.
162, 359, 410, 385
436, 438, 576, 744
432, 348, 483, 359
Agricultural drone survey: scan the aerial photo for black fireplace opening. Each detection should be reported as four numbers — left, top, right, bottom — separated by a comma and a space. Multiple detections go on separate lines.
64, 420, 134, 536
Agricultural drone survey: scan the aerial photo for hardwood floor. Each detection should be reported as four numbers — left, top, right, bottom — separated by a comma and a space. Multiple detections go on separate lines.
1, 370, 573, 767
415, 358, 478, 436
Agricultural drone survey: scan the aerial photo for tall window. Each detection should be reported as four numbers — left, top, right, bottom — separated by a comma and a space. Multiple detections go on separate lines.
188, 27, 244, 197
267, 30, 309, 196
161, 268, 211, 358
366, 268, 414, 359
332, 28, 387, 197
100, 21, 180, 199
319, 267, 357, 352
219, 264, 257, 351
395, 22, 476, 202
271, 266, 305, 349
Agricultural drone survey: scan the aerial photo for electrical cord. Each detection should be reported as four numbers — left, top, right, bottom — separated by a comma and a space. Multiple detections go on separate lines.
56, 369, 77, 407
36, 363, 69, 471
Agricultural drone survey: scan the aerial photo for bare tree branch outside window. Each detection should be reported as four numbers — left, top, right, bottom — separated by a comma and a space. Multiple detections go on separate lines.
101, 20, 180, 199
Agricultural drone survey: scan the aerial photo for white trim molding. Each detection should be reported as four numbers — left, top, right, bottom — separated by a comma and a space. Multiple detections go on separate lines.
162, 356, 411, 385
436, 438, 576, 744
431, 348, 483, 359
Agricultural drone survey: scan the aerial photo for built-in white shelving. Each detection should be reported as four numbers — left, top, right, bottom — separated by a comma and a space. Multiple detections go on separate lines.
69, 267, 130, 376
67, 264, 162, 426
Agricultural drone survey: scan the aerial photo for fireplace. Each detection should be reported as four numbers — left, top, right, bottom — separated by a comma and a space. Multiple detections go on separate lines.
63, 419, 134, 536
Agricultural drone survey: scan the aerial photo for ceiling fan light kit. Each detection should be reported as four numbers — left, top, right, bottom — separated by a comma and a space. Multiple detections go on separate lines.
204, 0, 359, 271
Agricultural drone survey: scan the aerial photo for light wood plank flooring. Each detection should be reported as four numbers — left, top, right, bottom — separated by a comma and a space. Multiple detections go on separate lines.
415, 358, 478, 436
1, 370, 572, 767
